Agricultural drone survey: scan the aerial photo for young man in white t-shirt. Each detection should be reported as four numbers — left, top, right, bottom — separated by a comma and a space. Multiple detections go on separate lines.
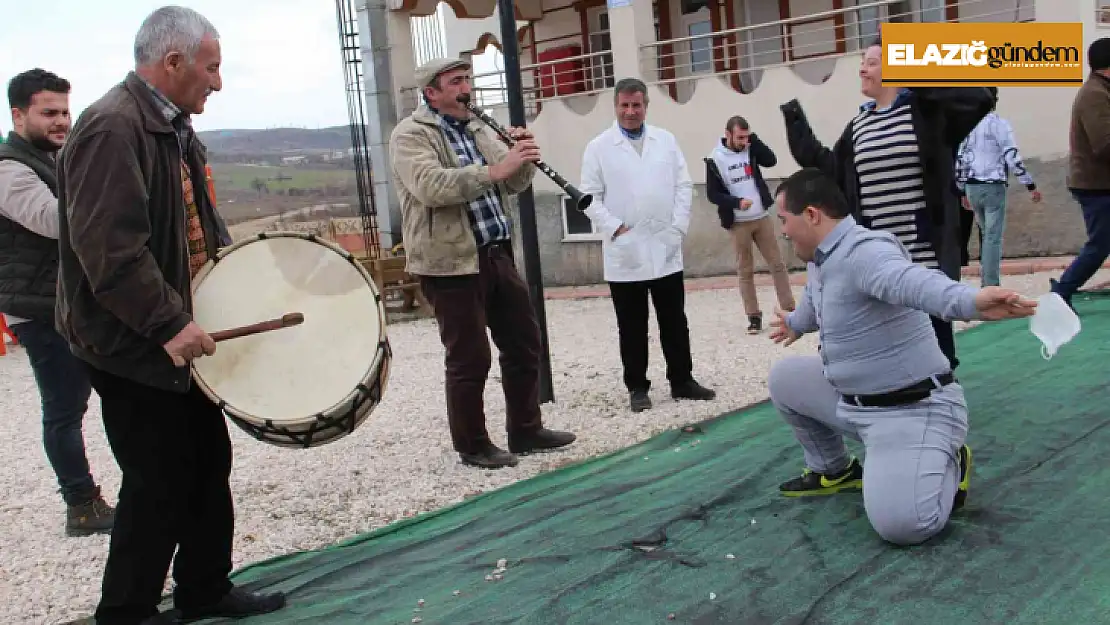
705, 116, 795, 333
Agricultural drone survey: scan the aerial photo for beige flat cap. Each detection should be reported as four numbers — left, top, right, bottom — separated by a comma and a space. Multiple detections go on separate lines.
414, 57, 472, 88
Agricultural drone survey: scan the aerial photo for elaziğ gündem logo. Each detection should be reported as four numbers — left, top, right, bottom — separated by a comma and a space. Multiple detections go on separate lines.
880, 22, 1084, 87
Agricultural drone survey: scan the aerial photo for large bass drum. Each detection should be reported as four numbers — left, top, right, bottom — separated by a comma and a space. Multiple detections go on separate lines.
189, 232, 391, 448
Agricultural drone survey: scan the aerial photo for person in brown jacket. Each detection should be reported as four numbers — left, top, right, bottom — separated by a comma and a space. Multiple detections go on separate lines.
1050, 37, 1110, 308
54, 7, 285, 625
389, 58, 576, 469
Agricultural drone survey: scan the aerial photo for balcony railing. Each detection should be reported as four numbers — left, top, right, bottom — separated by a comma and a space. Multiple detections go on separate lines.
1098, 1, 1110, 27
641, 0, 1034, 95
397, 0, 1034, 119
398, 42, 615, 119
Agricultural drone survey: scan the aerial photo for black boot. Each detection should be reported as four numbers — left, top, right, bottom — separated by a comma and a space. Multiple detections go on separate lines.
509, 428, 576, 454
671, 380, 716, 401
460, 444, 519, 469
747, 313, 763, 335
138, 612, 179, 624
177, 587, 286, 621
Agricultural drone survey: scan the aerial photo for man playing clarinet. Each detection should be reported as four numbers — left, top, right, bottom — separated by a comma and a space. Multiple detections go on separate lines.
388, 57, 576, 470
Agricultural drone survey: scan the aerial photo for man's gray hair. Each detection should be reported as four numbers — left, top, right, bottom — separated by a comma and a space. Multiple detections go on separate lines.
134, 5, 220, 66
614, 77, 649, 104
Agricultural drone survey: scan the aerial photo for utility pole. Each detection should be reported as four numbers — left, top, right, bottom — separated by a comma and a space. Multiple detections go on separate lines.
495, 0, 555, 403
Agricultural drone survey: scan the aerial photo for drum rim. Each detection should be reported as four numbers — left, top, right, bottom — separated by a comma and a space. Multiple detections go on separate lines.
189, 230, 391, 439
191, 230, 382, 293
225, 336, 393, 449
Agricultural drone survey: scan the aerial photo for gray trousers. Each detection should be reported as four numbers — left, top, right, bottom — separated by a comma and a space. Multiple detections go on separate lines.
768, 355, 968, 546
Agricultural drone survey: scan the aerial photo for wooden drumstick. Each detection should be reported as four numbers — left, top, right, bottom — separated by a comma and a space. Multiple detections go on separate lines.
210, 312, 305, 342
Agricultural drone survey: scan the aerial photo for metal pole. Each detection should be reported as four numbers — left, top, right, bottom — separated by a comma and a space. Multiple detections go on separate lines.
495, 0, 554, 404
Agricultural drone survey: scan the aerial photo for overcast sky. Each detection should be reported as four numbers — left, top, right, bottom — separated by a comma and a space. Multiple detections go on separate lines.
0, 0, 360, 132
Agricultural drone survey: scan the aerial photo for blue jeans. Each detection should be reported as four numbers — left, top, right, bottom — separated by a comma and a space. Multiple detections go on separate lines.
10, 319, 98, 506
965, 183, 1007, 287
1053, 190, 1110, 303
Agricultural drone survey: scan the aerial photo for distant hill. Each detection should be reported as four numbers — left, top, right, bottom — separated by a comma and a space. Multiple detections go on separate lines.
197, 125, 362, 156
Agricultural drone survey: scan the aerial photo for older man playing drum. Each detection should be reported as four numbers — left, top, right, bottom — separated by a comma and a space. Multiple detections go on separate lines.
55, 7, 285, 624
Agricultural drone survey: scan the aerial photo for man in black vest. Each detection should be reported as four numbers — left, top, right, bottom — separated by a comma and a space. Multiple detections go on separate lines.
0, 69, 115, 537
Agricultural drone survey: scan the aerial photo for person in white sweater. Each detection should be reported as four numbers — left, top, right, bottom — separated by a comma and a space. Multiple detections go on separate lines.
955, 96, 1042, 287
704, 116, 795, 334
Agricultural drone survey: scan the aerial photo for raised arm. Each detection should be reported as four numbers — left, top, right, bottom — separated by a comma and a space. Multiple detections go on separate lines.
63, 128, 191, 345
389, 123, 500, 208
749, 132, 778, 168
780, 99, 838, 177
848, 235, 979, 322
579, 141, 622, 238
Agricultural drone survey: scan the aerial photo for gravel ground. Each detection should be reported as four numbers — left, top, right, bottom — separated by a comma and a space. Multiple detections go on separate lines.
0, 268, 1100, 624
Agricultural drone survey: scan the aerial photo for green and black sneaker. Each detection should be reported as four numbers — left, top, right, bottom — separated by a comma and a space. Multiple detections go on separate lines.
780, 457, 864, 497
954, 444, 972, 510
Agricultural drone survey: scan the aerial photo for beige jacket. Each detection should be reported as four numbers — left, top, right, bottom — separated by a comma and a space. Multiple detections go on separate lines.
389, 104, 536, 276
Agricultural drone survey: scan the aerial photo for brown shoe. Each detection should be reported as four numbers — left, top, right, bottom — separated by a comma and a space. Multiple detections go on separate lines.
66, 488, 115, 537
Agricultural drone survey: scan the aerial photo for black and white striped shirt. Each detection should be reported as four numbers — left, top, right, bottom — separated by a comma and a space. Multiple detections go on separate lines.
851, 102, 937, 269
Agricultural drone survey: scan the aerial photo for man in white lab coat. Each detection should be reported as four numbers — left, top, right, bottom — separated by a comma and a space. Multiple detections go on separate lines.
579, 78, 716, 413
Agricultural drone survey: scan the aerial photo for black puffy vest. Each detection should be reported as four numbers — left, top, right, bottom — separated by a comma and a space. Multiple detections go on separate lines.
0, 132, 61, 322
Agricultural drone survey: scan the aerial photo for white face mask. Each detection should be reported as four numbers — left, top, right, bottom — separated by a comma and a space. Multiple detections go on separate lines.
1028, 292, 1081, 360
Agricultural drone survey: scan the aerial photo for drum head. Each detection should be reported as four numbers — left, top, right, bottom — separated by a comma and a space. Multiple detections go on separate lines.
191, 234, 384, 426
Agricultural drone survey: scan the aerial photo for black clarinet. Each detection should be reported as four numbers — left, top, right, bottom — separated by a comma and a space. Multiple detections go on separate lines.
456, 93, 593, 211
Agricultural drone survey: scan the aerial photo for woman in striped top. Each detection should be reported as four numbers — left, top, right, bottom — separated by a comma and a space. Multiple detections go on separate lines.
779, 39, 994, 371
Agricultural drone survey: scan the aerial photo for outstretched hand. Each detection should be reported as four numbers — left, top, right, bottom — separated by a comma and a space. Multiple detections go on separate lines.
974, 287, 1038, 320
768, 308, 800, 346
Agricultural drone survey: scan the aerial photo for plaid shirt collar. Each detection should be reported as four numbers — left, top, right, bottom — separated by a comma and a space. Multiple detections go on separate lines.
135, 74, 196, 139
136, 75, 185, 124
427, 104, 471, 132
135, 74, 195, 159
425, 104, 511, 246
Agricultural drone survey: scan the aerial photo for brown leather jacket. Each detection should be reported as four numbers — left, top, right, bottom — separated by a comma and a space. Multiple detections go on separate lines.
1067, 72, 1110, 191
55, 72, 225, 393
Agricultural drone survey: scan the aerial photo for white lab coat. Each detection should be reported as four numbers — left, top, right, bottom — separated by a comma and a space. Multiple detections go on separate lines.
578, 122, 693, 283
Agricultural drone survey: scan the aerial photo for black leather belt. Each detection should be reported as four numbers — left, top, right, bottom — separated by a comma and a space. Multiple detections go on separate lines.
479, 240, 510, 255
843, 373, 956, 408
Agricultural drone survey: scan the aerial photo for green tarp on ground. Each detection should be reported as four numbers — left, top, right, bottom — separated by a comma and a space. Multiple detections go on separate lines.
195, 291, 1109, 625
